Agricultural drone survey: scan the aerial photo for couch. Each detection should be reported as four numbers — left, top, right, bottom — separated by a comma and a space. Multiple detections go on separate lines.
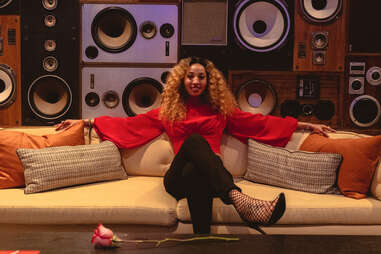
0, 125, 381, 235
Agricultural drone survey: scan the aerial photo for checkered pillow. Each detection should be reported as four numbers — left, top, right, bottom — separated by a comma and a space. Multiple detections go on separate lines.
245, 139, 342, 194
17, 141, 127, 194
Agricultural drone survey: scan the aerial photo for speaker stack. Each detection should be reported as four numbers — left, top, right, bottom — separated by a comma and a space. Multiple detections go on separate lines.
229, 70, 342, 128
293, 0, 347, 72
0, 1, 21, 126
20, 0, 80, 125
81, 1, 179, 119
180, 0, 294, 77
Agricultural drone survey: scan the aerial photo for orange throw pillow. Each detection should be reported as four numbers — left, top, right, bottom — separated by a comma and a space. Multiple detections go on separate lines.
300, 134, 381, 199
0, 122, 85, 189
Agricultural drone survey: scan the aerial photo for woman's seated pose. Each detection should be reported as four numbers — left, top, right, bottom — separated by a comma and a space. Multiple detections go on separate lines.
56, 57, 334, 234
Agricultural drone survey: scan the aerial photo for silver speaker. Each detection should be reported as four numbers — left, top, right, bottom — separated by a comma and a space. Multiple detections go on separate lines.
349, 77, 364, 95
235, 79, 277, 115
366, 66, 381, 86
27, 75, 72, 121
299, 0, 342, 23
233, 0, 291, 52
82, 4, 178, 64
0, 64, 16, 108
350, 95, 381, 128
81, 67, 170, 119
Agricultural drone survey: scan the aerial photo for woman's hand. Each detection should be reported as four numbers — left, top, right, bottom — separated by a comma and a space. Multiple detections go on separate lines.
297, 121, 336, 137
55, 119, 84, 131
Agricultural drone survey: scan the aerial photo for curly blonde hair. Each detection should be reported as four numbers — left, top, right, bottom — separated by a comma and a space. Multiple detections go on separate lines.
160, 57, 237, 122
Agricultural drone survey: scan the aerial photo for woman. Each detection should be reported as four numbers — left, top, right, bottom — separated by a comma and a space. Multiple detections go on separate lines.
56, 57, 334, 234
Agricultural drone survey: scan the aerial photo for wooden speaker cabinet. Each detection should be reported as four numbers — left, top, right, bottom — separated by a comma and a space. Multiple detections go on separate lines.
293, 0, 348, 72
229, 70, 343, 129
0, 15, 21, 126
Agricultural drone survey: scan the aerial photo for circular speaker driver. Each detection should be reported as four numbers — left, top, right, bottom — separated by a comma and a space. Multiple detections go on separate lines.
350, 95, 380, 127
236, 79, 277, 115
0, 64, 16, 108
300, 0, 342, 23
91, 7, 137, 53
27, 75, 72, 120
42, 0, 57, 10
0, 0, 12, 8
366, 66, 381, 86
233, 0, 291, 52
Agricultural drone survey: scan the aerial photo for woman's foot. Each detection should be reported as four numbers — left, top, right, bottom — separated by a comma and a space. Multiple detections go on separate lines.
229, 190, 286, 226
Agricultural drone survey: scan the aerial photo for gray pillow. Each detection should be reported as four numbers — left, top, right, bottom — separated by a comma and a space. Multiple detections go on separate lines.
17, 141, 127, 194
245, 139, 342, 194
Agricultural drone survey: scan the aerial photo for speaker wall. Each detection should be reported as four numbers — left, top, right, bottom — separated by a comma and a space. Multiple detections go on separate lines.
0, 15, 21, 126
228, 0, 294, 70
21, 0, 80, 125
293, 0, 347, 72
81, 67, 170, 119
348, 1, 381, 53
82, 3, 178, 64
0, 0, 19, 14
229, 70, 342, 128
344, 56, 381, 134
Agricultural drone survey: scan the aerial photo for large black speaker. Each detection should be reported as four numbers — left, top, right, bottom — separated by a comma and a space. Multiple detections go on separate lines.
0, 0, 19, 14
348, 1, 381, 53
21, 0, 80, 125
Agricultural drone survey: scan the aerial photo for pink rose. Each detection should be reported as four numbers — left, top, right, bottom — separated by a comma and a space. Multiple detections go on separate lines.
91, 224, 116, 248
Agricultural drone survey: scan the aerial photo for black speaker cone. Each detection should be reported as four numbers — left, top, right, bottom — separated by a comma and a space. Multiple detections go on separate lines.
315, 100, 334, 120
0, 0, 12, 8
280, 100, 301, 118
350, 95, 380, 127
312, 0, 327, 10
85, 92, 100, 107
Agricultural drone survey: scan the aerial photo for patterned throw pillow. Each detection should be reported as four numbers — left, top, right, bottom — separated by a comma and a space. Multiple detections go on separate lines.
245, 139, 342, 194
17, 141, 127, 194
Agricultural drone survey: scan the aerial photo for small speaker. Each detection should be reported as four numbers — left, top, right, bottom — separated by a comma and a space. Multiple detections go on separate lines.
0, 15, 21, 126
344, 55, 381, 133
348, 1, 381, 53
229, 70, 341, 128
228, 0, 294, 71
0, 0, 19, 14
293, 0, 347, 72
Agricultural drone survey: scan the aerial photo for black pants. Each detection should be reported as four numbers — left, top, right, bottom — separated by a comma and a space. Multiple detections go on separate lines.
164, 134, 241, 234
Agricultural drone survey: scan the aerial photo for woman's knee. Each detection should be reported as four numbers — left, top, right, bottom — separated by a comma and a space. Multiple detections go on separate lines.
183, 133, 210, 150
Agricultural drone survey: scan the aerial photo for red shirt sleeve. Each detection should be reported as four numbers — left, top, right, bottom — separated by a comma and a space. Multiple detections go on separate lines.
226, 108, 298, 147
93, 108, 164, 149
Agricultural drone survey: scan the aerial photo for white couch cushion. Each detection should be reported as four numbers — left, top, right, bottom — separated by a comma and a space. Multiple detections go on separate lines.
176, 179, 381, 225
0, 176, 178, 226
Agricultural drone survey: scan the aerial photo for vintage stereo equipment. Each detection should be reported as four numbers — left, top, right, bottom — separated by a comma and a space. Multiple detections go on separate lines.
81, 3, 178, 64
348, 1, 381, 53
293, 0, 347, 72
229, 70, 342, 128
228, 0, 294, 71
344, 56, 381, 132
0, 15, 21, 126
21, 0, 80, 125
81, 67, 170, 119
180, 0, 229, 74
0, 0, 19, 14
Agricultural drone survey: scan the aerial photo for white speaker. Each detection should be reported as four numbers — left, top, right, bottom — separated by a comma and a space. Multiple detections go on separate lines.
82, 3, 178, 64
233, 0, 291, 52
299, 0, 342, 24
81, 67, 170, 119
235, 79, 277, 115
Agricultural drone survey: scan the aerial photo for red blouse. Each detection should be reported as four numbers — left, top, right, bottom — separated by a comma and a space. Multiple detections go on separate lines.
93, 102, 298, 155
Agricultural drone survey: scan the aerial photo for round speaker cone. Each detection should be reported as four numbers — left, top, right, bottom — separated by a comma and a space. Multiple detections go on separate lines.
0, 64, 16, 108
350, 95, 380, 127
312, 32, 328, 49
351, 80, 362, 91
314, 100, 334, 120
123, 77, 163, 116
280, 100, 301, 118
42, 56, 58, 72
366, 66, 381, 86
160, 23, 175, 38
42, 0, 57, 10
236, 79, 277, 115
140, 21, 157, 39
91, 7, 137, 53
85, 92, 100, 107
44, 40, 56, 52
233, 0, 291, 52
0, 0, 12, 8
27, 75, 72, 120
102, 90, 119, 109
300, 0, 342, 23
44, 15, 57, 28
